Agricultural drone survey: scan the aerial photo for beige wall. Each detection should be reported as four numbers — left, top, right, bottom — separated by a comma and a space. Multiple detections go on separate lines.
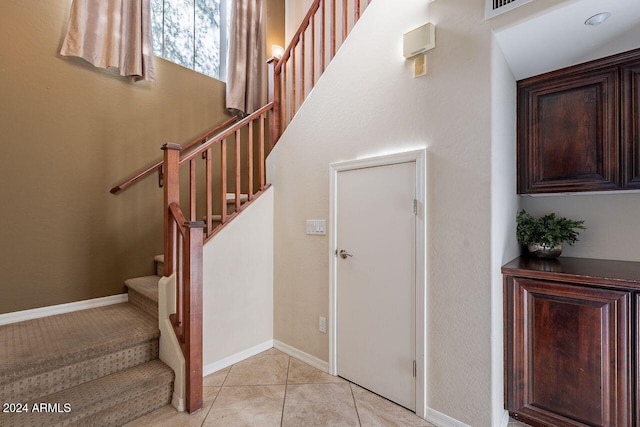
269, 0, 495, 423
520, 193, 640, 262
0, 0, 284, 314
270, 0, 594, 424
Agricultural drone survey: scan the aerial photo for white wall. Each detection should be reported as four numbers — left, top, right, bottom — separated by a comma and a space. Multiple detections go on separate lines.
490, 36, 520, 426
201, 187, 274, 367
269, 0, 496, 424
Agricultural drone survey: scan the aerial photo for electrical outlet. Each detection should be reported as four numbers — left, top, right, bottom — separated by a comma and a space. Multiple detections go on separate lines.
319, 316, 327, 333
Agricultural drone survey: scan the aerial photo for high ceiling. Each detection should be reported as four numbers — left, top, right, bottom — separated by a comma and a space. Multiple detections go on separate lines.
495, 0, 640, 80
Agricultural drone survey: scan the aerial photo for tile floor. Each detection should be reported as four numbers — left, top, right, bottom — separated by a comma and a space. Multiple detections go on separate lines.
125, 348, 434, 427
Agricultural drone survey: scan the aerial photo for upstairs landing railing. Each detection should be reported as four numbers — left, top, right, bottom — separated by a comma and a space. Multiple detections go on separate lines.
267, 0, 372, 144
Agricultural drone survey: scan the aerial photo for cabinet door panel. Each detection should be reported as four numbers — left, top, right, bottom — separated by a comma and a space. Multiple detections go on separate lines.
505, 277, 631, 426
518, 68, 619, 193
622, 62, 640, 188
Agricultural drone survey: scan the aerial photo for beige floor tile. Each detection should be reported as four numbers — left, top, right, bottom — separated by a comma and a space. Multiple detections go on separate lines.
204, 366, 231, 387
287, 357, 346, 384
124, 386, 220, 427
350, 383, 432, 427
202, 385, 285, 427
282, 383, 360, 427
224, 354, 290, 386
508, 419, 531, 427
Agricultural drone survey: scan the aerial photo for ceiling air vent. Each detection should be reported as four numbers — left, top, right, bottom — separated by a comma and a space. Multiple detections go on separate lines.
486, 0, 534, 19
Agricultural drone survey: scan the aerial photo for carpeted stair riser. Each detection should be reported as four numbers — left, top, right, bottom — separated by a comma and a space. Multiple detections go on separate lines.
0, 360, 174, 427
0, 339, 158, 403
155, 255, 164, 277
128, 288, 158, 319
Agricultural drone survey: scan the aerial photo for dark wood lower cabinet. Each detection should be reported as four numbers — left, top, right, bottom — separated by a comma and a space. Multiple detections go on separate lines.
503, 257, 640, 427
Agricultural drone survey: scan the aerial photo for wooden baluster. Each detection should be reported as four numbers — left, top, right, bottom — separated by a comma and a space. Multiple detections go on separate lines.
235, 130, 241, 212
220, 138, 227, 223
301, 31, 306, 106
320, 0, 326, 74
292, 47, 296, 118
311, 15, 316, 87
283, 60, 288, 127
355, 0, 361, 22
189, 159, 196, 222
162, 143, 182, 277
331, 0, 336, 59
267, 58, 281, 146
248, 121, 254, 200
183, 220, 204, 414
176, 230, 183, 333
260, 114, 265, 189
342, 0, 348, 42
205, 148, 212, 236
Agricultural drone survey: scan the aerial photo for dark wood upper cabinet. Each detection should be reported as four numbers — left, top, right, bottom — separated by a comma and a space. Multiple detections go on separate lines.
622, 61, 640, 188
518, 48, 640, 194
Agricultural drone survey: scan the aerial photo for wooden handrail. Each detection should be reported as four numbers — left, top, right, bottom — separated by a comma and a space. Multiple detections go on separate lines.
274, 0, 323, 75
180, 103, 274, 165
110, 116, 237, 194
269, 0, 372, 144
153, 0, 370, 416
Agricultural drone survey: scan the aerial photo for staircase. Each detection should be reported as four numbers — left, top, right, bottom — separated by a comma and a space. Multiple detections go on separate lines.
0, 1, 374, 425
0, 275, 172, 426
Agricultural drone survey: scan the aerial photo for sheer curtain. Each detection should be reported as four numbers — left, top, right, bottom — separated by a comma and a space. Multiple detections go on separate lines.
226, 0, 267, 116
60, 0, 155, 82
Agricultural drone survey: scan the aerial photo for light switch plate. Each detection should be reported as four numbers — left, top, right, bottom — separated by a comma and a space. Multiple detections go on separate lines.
306, 219, 326, 235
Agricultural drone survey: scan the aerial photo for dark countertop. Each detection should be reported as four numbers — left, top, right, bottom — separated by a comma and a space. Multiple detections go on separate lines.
502, 256, 640, 288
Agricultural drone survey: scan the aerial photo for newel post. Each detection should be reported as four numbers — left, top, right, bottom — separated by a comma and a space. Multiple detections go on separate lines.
162, 143, 182, 277
267, 57, 281, 148
184, 220, 204, 413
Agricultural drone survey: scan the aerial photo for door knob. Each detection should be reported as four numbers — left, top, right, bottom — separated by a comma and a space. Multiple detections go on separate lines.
339, 250, 353, 259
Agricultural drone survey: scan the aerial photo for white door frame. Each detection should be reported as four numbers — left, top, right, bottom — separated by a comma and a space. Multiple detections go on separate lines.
329, 148, 427, 418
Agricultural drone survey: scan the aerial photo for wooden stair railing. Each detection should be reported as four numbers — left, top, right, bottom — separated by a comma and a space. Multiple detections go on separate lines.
160, 103, 273, 413
162, 144, 204, 414
120, 0, 370, 415
110, 116, 237, 194
267, 0, 372, 145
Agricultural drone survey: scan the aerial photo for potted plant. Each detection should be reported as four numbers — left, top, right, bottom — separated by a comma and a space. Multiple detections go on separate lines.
516, 210, 586, 259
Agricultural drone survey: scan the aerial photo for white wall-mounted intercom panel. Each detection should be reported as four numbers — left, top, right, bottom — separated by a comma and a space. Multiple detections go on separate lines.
403, 22, 436, 59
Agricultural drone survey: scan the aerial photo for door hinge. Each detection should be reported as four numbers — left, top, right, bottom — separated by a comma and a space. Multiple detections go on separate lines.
413, 199, 418, 215
413, 360, 417, 377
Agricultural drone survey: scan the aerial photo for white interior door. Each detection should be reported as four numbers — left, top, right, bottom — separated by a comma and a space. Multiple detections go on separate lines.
336, 161, 416, 411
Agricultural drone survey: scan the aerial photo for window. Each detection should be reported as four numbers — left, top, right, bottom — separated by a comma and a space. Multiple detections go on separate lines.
151, 0, 231, 81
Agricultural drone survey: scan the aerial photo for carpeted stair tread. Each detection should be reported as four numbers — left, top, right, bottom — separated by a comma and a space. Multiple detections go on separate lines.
0, 359, 173, 427
124, 276, 160, 303
0, 303, 159, 387
226, 192, 249, 203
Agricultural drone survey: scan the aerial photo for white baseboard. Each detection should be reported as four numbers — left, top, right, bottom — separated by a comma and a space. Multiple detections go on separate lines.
273, 340, 329, 373
0, 294, 129, 326
203, 340, 274, 376
424, 407, 472, 427
171, 393, 185, 412
499, 410, 510, 427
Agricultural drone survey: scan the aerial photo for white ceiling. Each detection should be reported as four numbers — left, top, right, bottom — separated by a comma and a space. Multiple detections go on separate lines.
495, 0, 640, 80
